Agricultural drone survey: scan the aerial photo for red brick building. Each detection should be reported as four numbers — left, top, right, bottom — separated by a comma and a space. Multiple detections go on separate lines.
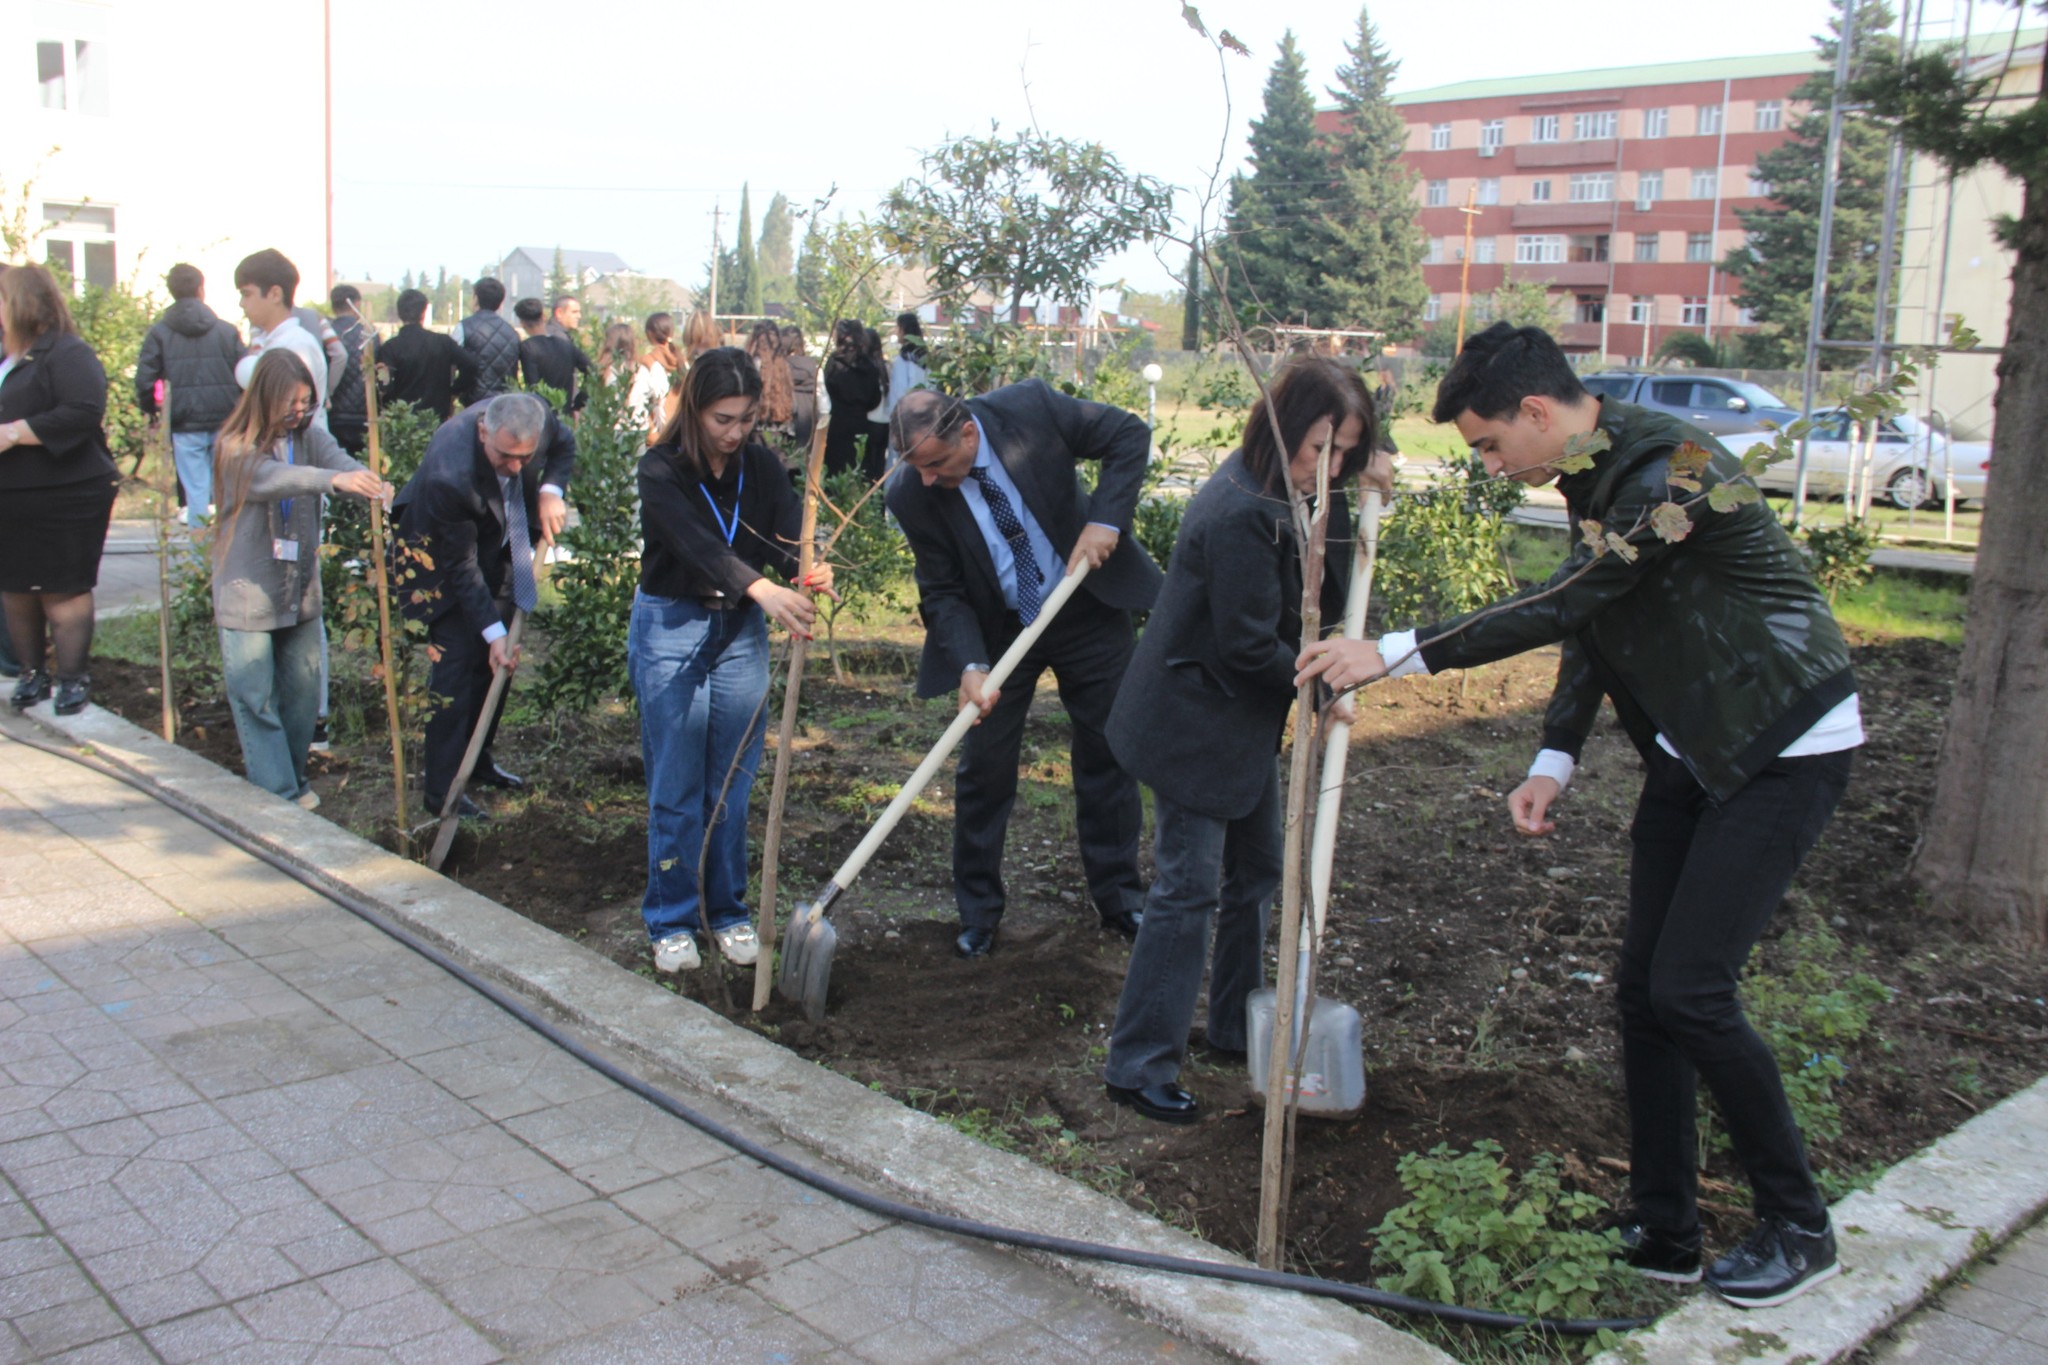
1358, 51, 1821, 357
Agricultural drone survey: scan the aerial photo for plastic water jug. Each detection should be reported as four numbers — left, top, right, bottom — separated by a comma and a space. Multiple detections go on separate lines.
1244, 987, 1366, 1119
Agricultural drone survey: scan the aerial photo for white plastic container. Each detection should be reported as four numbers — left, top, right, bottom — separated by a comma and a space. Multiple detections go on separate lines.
1244, 987, 1367, 1119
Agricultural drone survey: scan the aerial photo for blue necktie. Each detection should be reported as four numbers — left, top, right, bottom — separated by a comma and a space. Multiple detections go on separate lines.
502, 476, 538, 613
969, 466, 1042, 624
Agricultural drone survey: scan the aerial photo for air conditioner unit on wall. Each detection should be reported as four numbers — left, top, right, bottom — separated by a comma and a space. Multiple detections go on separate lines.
1478, 144, 1498, 158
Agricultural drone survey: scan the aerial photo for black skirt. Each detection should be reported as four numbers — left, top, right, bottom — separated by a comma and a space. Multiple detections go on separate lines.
0, 475, 121, 593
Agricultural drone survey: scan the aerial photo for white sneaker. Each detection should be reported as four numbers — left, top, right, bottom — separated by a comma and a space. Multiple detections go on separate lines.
714, 922, 760, 966
653, 932, 700, 973
294, 790, 321, 810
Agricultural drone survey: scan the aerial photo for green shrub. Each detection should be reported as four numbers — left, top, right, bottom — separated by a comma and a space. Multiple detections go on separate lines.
1739, 923, 1893, 1147
1802, 520, 1878, 603
814, 463, 913, 678
1375, 460, 1522, 623
533, 367, 644, 714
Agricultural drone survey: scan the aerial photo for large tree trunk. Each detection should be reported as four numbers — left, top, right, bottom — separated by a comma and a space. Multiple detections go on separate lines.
1911, 177, 2048, 950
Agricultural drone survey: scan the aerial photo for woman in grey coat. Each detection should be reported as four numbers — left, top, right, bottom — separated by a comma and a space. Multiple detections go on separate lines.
211, 350, 388, 806
1101, 357, 1385, 1125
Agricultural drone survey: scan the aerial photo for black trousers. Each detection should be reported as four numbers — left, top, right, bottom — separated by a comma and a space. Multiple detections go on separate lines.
423, 596, 511, 808
1618, 745, 1854, 1233
953, 593, 1145, 930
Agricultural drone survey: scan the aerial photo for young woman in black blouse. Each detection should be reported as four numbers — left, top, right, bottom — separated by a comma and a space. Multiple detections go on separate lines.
629, 347, 835, 974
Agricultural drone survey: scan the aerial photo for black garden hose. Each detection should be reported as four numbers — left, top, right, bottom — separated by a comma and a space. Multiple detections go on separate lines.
0, 724, 1655, 1340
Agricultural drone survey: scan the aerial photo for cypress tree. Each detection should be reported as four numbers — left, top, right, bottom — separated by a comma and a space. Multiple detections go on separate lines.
731, 183, 762, 316
758, 192, 795, 306
1223, 32, 1329, 327
1721, 1, 1898, 368
1182, 239, 1203, 350
1315, 6, 1429, 339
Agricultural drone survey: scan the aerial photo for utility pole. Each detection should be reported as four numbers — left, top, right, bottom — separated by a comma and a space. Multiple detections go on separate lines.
1792, 0, 1858, 527
322, 0, 334, 292
1453, 185, 1480, 356
708, 200, 722, 322
1703, 77, 1732, 343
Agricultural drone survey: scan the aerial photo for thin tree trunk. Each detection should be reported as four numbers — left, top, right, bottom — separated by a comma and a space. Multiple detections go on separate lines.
1912, 177, 2048, 951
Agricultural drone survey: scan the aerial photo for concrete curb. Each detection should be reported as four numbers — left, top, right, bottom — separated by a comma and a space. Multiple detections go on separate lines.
14, 701, 1452, 1365
1587, 1077, 2048, 1363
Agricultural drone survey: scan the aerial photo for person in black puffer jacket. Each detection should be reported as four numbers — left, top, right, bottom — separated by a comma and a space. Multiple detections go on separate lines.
135, 263, 243, 524
326, 283, 370, 454
455, 278, 520, 405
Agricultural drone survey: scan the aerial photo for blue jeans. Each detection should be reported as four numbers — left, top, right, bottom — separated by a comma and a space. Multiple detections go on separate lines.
628, 591, 770, 942
1104, 763, 1283, 1090
171, 432, 214, 527
219, 619, 324, 800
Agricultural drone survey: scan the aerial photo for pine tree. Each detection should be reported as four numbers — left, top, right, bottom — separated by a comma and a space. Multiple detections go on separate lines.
1223, 32, 1330, 327
1314, 6, 1428, 338
794, 218, 827, 330
1182, 239, 1203, 350
758, 192, 795, 307
547, 245, 571, 303
400, 268, 414, 292
1721, 1, 1898, 368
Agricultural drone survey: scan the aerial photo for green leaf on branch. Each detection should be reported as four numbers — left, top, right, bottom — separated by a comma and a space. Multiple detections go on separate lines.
1554, 428, 1612, 475
1579, 518, 1606, 555
1949, 319, 1980, 351
1707, 481, 1761, 512
1180, 2, 1208, 36
1218, 29, 1250, 55
1649, 501, 1694, 544
1602, 532, 1639, 563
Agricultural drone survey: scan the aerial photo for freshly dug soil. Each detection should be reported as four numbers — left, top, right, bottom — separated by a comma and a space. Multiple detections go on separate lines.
92, 627, 2048, 1302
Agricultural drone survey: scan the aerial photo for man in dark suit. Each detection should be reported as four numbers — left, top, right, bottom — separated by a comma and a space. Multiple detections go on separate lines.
514, 297, 592, 413
393, 393, 575, 817
377, 289, 476, 422
885, 382, 1163, 957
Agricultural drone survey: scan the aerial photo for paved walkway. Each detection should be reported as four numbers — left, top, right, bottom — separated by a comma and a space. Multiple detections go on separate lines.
1871, 1216, 2048, 1364
0, 728, 1205, 1363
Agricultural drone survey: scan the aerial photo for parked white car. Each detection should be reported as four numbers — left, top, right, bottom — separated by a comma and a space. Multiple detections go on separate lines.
1720, 409, 1991, 509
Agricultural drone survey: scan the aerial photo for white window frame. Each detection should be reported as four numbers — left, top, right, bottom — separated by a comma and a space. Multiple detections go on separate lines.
41, 202, 117, 290
1697, 104, 1724, 136
1515, 234, 1566, 265
1474, 236, 1497, 264
1685, 231, 1715, 263
1629, 296, 1655, 324
1690, 168, 1717, 199
1573, 110, 1618, 141
1635, 170, 1663, 211
1476, 178, 1500, 206
1424, 294, 1442, 322
1426, 179, 1448, 208
1642, 107, 1669, 139
36, 35, 111, 116
1530, 114, 1559, 143
1430, 122, 1452, 151
1528, 179, 1553, 203
1746, 171, 1773, 198
1754, 100, 1783, 132
1568, 172, 1615, 203
1479, 119, 1505, 150
1634, 233, 1660, 263
1681, 297, 1709, 327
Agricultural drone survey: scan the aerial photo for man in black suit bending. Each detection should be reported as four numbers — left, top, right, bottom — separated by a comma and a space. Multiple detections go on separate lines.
886, 383, 1163, 957
394, 393, 575, 818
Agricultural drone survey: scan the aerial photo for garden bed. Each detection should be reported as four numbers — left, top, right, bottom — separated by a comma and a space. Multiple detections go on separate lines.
90, 620, 2048, 1322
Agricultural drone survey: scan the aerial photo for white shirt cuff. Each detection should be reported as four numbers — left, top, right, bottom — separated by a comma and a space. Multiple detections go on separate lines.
482, 621, 508, 645
539, 483, 563, 499
1379, 629, 1429, 679
1528, 748, 1576, 792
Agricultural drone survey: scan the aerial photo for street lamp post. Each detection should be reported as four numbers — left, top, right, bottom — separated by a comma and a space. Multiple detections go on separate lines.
1142, 362, 1164, 434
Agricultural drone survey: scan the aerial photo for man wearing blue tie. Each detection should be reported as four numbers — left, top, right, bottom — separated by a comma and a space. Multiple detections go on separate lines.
887, 384, 1163, 957
393, 393, 576, 820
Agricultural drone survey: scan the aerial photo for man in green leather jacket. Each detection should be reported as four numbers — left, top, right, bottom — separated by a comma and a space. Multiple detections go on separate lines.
1300, 323, 1860, 1310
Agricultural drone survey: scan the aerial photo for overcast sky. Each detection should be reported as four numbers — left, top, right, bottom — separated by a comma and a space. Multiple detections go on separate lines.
330, 0, 2020, 297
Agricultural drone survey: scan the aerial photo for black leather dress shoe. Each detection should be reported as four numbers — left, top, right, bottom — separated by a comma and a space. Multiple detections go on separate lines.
955, 926, 997, 958
428, 794, 491, 822
1106, 1082, 1200, 1125
1098, 906, 1143, 940
471, 764, 525, 790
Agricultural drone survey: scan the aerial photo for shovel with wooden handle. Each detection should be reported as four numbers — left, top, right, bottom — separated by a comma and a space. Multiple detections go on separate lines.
425, 609, 525, 872
777, 561, 1093, 1022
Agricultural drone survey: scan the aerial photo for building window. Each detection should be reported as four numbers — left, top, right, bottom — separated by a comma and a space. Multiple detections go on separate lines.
1426, 179, 1448, 208
1629, 295, 1655, 324
1567, 233, 1610, 263
1528, 179, 1552, 203
1476, 177, 1500, 206
1681, 297, 1709, 327
1634, 233, 1660, 262
1473, 236, 1496, 264
1746, 171, 1773, 198
1736, 305, 1759, 327
1480, 119, 1505, 151
1425, 237, 1444, 264
1568, 172, 1615, 202
1515, 234, 1566, 265
1573, 110, 1618, 140
35, 38, 110, 116
1754, 100, 1783, 132
1697, 104, 1724, 136
41, 203, 116, 290
1471, 295, 1496, 323
1430, 122, 1452, 151
1635, 170, 1663, 210
1530, 114, 1559, 143
1690, 168, 1717, 199
1642, 107, 1669, 139
1576, 295, 1605, 324
1424, 294, 1441, 322
1686, 231, 1715, 262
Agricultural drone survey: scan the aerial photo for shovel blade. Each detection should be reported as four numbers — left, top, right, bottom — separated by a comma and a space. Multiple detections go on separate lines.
776, 905, 838, 1021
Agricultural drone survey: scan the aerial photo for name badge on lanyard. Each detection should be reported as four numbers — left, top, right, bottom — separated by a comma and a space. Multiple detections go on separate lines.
273, 435, 300, 561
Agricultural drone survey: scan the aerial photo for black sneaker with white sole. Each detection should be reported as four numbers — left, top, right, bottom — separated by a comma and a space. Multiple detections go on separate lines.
1617, 1221, 1703, 1284
1706, 1215, 1839, 1308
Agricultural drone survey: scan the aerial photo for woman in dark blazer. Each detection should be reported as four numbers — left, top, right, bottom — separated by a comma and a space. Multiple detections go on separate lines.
1100, 356, 1384, 1126
0, 264, 120, 715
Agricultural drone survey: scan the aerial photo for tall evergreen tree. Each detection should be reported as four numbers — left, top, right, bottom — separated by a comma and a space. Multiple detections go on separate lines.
1182, 239, 1204, 350
794, 218, 827, 329
1223, 32, 1329, 327
727, 184, 761, 316
758, 192, 795, 306
1314, 6, 1428, 339
1720, 1, 1898, 368
546, 245, 571, 303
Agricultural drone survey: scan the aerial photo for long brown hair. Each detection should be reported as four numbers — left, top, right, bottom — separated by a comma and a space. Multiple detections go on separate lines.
1240, 357, 1377, 493
746, 321, 792, 425
212, 350, 317, 567
653, 346, 763, 480
681, 310, 721, 360
0, 264, 77, 353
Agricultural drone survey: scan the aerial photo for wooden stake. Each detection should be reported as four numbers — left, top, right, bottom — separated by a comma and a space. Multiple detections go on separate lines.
752, 420, 832, 1012
153, 382, 177, 743
1256, 430, 1334, 1269
362, 337, 408, 845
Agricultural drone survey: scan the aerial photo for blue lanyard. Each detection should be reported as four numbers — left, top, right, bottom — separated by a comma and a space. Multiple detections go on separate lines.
280, 435, 296, 524
700, 459, 744, 547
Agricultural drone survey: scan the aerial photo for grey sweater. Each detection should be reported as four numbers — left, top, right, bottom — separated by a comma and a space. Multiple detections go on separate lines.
211, 423, 368, 632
